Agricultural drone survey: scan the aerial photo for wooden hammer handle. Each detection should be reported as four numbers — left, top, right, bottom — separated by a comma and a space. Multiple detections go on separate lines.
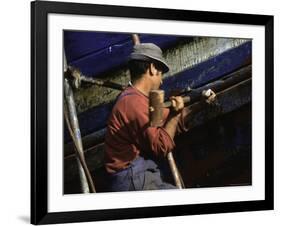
132, 34, 140, 45
163, 95, 191, 108
167, 152, 184, 189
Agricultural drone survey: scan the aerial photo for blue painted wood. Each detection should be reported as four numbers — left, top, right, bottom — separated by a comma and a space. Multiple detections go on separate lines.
161, 41, 252, 95
65, 101, 115, 143
64, 31, 131, 62
64, 31, 183, 77
64, 42, 252, 143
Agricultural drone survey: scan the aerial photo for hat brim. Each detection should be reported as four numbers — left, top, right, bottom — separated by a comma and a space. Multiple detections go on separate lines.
129, 54, 170, 73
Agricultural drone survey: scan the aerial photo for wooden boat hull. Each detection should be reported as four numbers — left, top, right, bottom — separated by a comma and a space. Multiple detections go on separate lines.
63, 32, 252, 194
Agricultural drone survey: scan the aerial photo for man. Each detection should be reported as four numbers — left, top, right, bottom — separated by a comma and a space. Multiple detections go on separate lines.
104, 43, 215, 192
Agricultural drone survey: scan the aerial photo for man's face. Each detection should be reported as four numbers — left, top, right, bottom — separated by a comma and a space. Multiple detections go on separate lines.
155, 70, 163, 89
150, 63, 163, 90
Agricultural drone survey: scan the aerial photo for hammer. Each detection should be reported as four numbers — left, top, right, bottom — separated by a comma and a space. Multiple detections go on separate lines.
149, 89, 214, 127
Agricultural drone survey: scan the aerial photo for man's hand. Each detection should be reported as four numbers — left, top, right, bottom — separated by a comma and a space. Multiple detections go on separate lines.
202, 89, 216, 104
164, 96, 184, 140
170, 96, 184, 113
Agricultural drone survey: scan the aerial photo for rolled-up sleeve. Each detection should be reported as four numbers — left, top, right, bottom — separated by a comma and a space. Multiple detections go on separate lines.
144, 126, 175, 156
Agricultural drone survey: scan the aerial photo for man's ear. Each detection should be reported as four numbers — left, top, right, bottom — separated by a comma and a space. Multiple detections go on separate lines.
149, 63, 157, 76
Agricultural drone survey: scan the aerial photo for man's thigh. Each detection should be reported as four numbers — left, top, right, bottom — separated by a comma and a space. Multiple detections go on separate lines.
142, 170, 176, 190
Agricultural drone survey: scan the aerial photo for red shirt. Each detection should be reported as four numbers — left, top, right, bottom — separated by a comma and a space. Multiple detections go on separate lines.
104, 86, 175, 174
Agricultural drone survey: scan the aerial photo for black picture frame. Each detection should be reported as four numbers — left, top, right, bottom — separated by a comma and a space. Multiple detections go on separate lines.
31, 0, 274, 224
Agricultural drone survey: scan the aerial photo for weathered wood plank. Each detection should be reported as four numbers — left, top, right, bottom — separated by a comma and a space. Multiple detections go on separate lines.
164, 37, 249, 78
161, 41, 251, 93
65, 128, 106, 157
64, 143, 105, 184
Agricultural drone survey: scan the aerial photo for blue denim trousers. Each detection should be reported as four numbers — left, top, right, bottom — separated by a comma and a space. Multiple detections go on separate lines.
106, 156, 176, 192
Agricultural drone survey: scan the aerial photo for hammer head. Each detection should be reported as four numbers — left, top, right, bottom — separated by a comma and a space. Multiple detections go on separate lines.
149, 90, 165, 127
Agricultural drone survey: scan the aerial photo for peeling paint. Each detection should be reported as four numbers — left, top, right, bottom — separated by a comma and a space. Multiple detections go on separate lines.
164, 37, 248, 78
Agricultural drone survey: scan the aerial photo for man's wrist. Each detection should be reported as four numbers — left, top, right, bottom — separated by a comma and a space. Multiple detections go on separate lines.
164, 112, 181, 139
169, 109, 182, 117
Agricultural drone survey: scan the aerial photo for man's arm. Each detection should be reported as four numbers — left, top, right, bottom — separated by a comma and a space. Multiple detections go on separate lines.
177, 89, 217, 134
165, 89, 217, 136
163, 96, 184, 140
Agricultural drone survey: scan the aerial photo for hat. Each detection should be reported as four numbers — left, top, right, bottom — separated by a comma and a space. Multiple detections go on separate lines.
129, 43, 170, 73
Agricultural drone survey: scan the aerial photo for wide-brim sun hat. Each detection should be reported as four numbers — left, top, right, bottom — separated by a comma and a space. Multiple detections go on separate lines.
129, 43, 170, 73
